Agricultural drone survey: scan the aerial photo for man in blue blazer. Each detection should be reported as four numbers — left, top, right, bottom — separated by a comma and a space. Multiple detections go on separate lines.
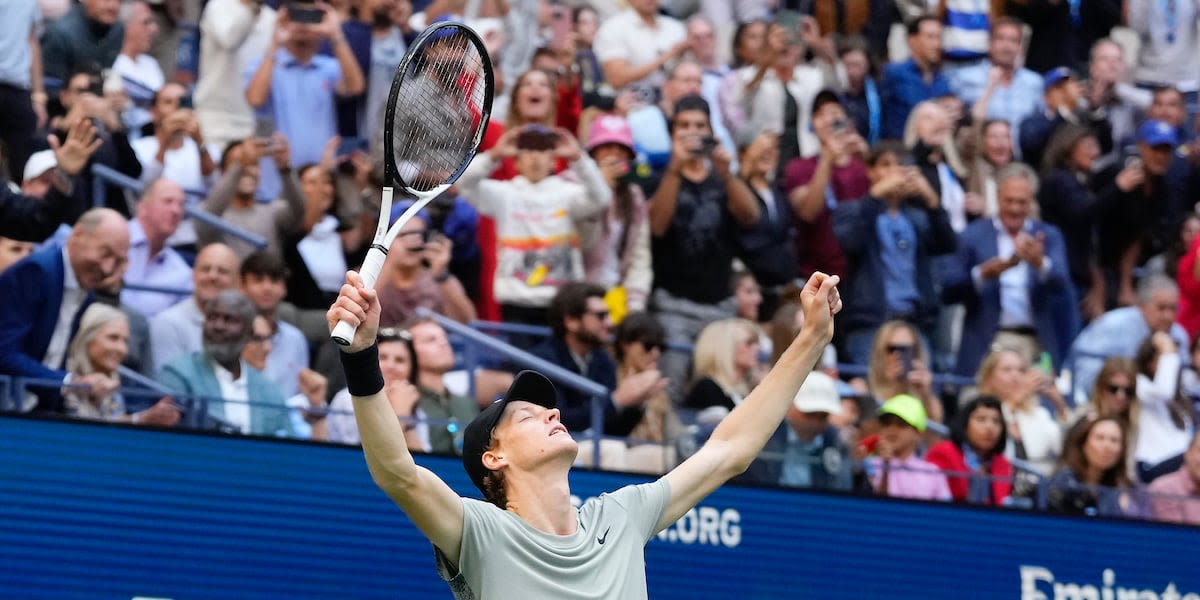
158, 289, 294, 437
941, 163, 1076, 376
0, 208, 130, 412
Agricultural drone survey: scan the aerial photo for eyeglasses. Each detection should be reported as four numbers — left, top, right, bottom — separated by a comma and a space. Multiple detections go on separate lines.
1106, 384, 1134, 396
886, 344, 915, 355
378, 327, 413, 342
585, 309, 609, 320
639, 340, 666, 352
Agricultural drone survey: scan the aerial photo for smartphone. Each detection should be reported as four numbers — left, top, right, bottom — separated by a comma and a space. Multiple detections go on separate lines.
102, 69, 124, 95
831, 117, 848, 134
691, 135, 719, 157
254, 117, 275, 140
337, 136, 367, 157
178, 95, 194, 110
289, 2, 324, 23
896, 346, 914, 379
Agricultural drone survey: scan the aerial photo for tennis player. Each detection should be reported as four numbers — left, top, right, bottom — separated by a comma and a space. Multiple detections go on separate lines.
328, 269, 842, 598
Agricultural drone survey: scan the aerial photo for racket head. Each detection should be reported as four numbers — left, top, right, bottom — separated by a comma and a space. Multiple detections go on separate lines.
382, 22, 494, 193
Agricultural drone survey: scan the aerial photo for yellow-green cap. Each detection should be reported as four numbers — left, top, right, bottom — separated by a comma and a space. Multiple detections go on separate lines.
878, 394, 927, 432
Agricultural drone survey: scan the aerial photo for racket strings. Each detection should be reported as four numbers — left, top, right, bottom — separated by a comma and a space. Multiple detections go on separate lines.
388, 29, 489, 192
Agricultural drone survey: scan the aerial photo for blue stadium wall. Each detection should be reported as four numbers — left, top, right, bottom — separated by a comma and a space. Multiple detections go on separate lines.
1, 415, 1198, 600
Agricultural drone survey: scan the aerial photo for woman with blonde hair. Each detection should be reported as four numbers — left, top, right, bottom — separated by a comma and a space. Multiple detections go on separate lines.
865, 320, 942, 425
975, 347, 1066, 475
684, 318, 762, 426
65, 303, 179, 426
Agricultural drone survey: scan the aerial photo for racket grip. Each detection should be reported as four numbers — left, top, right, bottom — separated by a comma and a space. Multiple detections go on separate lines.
330, 245, 389, 346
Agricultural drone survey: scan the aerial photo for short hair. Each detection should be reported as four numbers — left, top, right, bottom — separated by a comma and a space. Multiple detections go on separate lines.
613, 312, 667, 362
1136, 272, 1178, 304
670, 94, 712, 127
220, 140, 245, 170
950, 395, 1008, 459
1089, 37, 1122, 61
907, 14, 941, 37
1152, 85, 1185, 102
239, 250, 289, 281
547, 282, 607, 339
204, 289, 257, 327
994, 162, 1039, 195
990, 16, 1025, 40
74, 207, 120, 233
866, 140, 909, 167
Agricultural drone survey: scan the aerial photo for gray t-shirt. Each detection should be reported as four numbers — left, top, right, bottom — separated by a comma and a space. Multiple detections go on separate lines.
436, 479, 671, 600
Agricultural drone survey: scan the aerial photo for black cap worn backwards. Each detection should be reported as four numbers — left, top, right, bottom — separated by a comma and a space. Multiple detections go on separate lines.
461, 370, 559, 495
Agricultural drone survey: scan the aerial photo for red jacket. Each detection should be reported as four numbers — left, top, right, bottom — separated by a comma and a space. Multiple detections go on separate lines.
924, 440, 1013, 505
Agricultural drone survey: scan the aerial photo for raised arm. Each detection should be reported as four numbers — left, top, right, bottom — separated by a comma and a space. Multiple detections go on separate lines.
327, 271, 465, 562
657, 273, 841, 531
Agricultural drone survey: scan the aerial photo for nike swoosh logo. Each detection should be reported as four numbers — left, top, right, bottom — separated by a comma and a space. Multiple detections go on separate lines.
597, 527, 610, 545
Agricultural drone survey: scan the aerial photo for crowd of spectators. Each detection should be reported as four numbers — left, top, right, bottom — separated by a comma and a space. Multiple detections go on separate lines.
1, 0, 1200, 524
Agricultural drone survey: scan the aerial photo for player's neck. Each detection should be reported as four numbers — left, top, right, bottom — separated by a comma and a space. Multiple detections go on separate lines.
505, 471, 576, 536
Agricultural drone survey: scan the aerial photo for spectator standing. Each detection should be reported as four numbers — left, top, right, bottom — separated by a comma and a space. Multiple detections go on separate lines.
1018, 67, 1112, 171
833, 141, 957, 366
716, 19, 767, 142
942, 164, 1073, 377
0, 121, 102, 243
1038, 124, 1106, 322
626, 61, 705, 173
531, 283, 665, 436
63, 302, 179, 426
782, 90, 870, 281
245, 3, 366, 172
238, 252, 309, 399
1008, 0, 1121, 73
862, 393, 952, 501
947, 18, 1044, 135
196, 137, 304, 260
1083, 39, 1150, 153
112, 0, 164, 135
579, 115, 653, 317
686, 16, 734, 157
158, 289, 295, 437
40, 0, 124, 83
0, 208, 130, 413
121, 179, 191, 318
149, 242, 240, 373
194, 0, 277, 150
457, 125, 610, 332
963, 119, 1014, 220
925, 395, 1013, 505
837, 38, 881, 146
880, 16, 950, 141
647, 96, 760, 393
1148, 433, 1200, 524
593, 0, 688, 105
735, 130, 797, 321
1127, 0, 1200, 104
1047, 416, 1150, 518
0, 0, 46, 181
408, 317, 479, 454
131, 83, 217, 191
362, 0, 411, 139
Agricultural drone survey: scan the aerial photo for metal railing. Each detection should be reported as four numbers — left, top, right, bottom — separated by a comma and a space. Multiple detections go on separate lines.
421, 309, 613, 463
91, 164, 268, 250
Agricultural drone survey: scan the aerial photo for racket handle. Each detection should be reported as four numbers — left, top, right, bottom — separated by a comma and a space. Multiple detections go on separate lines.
330, 245, 389, 346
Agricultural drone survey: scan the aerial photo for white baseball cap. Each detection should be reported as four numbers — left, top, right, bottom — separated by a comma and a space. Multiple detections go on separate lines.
792, 372, 842, 416
22, 150, 57, 183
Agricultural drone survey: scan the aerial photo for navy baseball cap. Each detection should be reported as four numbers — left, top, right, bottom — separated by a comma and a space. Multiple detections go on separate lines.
1043, 67, 1074, 89
1137, 119, 1178, 147
462, 371, 559, 495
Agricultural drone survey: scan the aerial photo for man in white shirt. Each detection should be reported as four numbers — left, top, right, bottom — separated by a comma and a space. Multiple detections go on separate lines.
112, 0, 164, 135
594, 0, 688, 105
121, 179, 192, 318
150, 242, 240, 373
131, 83, 216, 191
194, 0, 276, 151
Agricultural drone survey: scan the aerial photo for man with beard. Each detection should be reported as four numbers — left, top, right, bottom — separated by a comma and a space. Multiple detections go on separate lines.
158, 289, 294, 436
0, 208, 131, 413
196, 136, 305, 260
530, 282, 667, 436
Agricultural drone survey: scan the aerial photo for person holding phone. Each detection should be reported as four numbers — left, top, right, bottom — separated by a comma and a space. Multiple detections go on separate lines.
863, 320, 943, 428
374, 200, 476, 328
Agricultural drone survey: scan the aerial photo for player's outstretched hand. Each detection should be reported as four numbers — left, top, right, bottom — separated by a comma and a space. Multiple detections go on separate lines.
799, 272, 841, 344
327, 270, 382, 353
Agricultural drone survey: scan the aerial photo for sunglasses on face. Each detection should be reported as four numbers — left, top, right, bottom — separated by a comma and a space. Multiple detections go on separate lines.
1106, 384, 1134, 396
378, 327, 413, 342
585, 309, 609, 320
639, 340, 666, 352
886, 344, 915, 355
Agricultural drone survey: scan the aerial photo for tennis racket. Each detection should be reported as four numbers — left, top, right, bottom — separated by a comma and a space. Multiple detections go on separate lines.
331, 22, 493, 345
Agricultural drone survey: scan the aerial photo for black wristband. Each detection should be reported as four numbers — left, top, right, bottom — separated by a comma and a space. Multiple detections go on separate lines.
339, 343, 385, 397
